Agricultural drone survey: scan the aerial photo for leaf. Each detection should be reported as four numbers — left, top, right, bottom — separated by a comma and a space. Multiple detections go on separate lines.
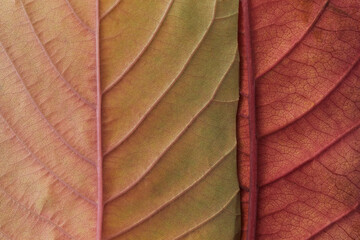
240, 0, 360, 239
0, 0, 240, 239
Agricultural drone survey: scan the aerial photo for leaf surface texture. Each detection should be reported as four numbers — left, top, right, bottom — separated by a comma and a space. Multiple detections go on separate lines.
239, 0, 360, 239
0, 0, 240, 239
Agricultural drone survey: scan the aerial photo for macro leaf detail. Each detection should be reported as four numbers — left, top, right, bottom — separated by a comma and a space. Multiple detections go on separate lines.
0, 0, 240, 239
240, 0, 360, 239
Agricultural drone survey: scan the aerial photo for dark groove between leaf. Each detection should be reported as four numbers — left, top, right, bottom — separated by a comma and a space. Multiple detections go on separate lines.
241, 0, 258, 239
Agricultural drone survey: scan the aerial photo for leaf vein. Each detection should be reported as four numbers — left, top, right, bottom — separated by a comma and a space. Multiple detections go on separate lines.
105, 51, 238, 204
104, 2, 218, 155
262, 122, 360, 187
173, 190, 239, 240
0, 43, 96, 167
255, 0, 329, 80
102, 0, 175, 94
0, 187, 74, 239
261, 54, 360, 138
100, 0, 122, 20
63, 0, 94, 33
105, 146, 236, 239
308, 204, 359, 240
0, 112, 97, 206
19, 0, 96, 109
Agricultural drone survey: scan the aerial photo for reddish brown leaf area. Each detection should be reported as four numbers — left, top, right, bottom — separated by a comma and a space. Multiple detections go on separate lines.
240, 0, 360, 239
238, 2, 250, 239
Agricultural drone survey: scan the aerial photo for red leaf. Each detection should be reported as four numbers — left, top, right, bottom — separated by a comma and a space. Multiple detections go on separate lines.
240, 0, 360, 239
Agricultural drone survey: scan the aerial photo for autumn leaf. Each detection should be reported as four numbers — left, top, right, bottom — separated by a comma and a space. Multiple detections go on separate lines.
2, 0, 359, 239
240, 0, 360, 239
0, 0, 240, 240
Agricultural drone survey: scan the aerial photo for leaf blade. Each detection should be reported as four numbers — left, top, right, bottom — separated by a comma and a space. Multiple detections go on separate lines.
101, 0, 240, 238
240, 0, 360, 239
0, 0, 240, 239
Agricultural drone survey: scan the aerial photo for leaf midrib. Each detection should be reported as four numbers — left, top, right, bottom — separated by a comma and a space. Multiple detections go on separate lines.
95, 1, 103, 239
241, 0, 258, 239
